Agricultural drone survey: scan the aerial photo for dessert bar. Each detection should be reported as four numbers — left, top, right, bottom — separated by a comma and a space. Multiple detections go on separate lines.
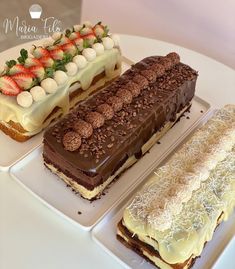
0, 21, 121, 141
117, 105, 235, 269
43, 52, 198, 200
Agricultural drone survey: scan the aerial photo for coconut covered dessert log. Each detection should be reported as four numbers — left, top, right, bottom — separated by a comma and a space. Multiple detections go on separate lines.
117, 105, 235, 269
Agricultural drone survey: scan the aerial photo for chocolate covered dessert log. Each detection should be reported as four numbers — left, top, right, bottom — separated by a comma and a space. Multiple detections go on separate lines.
117, 105, 235, 269
43, 52, 198, 200
0, 21, 121, 142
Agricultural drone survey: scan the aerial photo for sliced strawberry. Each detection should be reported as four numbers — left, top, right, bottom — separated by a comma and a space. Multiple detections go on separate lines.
9, 64, 29, 75
69, 32, 81, 41
57, 36, 71, 45
39, 56, 54, 68
60, 43, 77, 56
80, 27, 93, 36
49, 47, 64, 60
82, 33, 97, 45
24, 57, 43, 68
93, 24, 104, 37
11, 73, 35, 90
0, 76, 21, 96
32, 47, 50, 59
73, 38, 84, 51
29, 66, 45, 81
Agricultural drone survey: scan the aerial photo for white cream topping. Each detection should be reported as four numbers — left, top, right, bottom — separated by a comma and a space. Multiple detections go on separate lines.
17, 91, 33, 108
110, 34, 120, 47
53, 71, 68, 85
41, 78, 58, 94
92, 43, 105, 56
82, 48, 96, 62
0, 48, 121, 133
30, 86, 46, 102
73, 55, 87, 69
102, 37, 114, 50
65, 62, 78, 77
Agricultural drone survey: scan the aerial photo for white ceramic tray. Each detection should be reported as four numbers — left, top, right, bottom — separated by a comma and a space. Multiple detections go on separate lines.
212, 236, 235, 269
92, 111, 235, 269
0, 53, 130, 171
10, 96, 211, 230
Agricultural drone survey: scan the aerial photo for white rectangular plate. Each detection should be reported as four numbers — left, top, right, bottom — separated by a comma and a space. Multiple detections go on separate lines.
0, 58, 130, 171
91, 111, 235, 269
212, 236, 235, 269
0, 131, 43, 171
10, 96, 211, 230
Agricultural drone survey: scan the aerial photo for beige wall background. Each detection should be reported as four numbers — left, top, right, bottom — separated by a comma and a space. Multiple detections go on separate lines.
81, 0, 235, 70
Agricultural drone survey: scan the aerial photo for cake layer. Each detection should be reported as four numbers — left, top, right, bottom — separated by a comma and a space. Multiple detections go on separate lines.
43, 53, 198, 200
119, 105, 235, 268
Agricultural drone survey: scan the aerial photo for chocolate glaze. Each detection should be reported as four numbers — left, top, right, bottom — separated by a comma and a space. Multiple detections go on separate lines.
43, 55, 198, 191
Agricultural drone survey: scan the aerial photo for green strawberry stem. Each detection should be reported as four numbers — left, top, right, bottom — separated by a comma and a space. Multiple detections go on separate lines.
17, 49, 28, 64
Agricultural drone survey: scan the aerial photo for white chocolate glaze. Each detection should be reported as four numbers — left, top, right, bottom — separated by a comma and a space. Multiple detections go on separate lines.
0, 48, 121, 134
123, 105, 235, 265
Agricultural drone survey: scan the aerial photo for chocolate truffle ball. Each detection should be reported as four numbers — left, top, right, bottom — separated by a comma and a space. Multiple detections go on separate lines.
140, 69, 157, 83
151, 63, 165, 77
63, 131, 81, 151
97, 103, 114, 120
107, 96, 123, 112
167, 52, 180, 65
116, 89, 133, 104
132, 74, 149, 90
73, 119, 93, 138
85, 111, 105, 129
160, 57, 172, 71
125, 81, 141, 97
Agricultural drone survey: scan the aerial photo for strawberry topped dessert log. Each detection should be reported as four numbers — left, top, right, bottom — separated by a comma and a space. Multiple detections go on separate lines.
43, 53, 198, 200
0, 21, 121, 141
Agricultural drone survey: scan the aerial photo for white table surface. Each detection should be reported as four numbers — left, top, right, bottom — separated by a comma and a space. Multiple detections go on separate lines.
0, 34, 235, 269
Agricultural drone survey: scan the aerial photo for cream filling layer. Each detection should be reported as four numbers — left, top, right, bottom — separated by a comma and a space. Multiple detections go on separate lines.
123, 105, 235, 265
44, 105, 190, 200
0, 48, 121, 133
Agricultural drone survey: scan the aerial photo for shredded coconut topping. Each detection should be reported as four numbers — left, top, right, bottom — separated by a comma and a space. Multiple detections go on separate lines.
126, 105, 235, 232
